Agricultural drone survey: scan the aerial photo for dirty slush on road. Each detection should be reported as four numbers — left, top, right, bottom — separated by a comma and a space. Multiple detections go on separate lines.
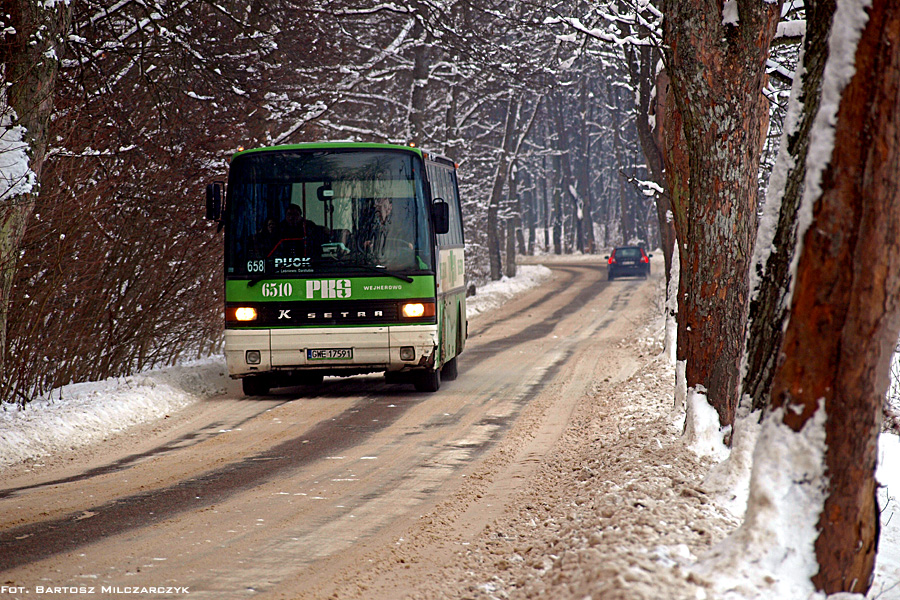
290, 281, 738, 600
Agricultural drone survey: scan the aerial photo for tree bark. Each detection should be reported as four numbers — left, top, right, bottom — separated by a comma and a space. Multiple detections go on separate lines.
551, 92, 583, 252
661, 0, 781, 429
742, 0, 833, 413
408, 19, 429, 144
0, 0, 72, 386
768, 0, 900, 591
505, 164, 518, 278
487, 96, 518, 280
641, 61, 677, 282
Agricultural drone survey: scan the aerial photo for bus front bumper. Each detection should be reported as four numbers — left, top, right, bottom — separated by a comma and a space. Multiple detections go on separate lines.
224, 325, 439, 378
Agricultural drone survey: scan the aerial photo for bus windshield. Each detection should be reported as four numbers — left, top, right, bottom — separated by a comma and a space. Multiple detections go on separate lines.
225, 149, 434, 278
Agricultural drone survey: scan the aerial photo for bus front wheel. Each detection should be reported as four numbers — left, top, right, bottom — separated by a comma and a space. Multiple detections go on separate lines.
414, 368, 441, 393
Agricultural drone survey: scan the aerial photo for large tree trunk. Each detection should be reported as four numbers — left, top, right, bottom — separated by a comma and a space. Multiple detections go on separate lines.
768, 0, 900, 591
661, 0, 781, 429
0, 0, 72, 387
742, 0, 833, 413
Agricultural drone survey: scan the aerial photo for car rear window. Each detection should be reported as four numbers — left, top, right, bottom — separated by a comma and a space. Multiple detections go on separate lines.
616, 248, 641, 259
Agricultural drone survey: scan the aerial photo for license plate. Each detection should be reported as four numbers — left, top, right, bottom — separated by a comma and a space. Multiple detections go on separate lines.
307, 348, 353, 360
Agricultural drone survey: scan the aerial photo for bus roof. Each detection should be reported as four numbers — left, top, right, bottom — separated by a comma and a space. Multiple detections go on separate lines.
231, 142, 455, 168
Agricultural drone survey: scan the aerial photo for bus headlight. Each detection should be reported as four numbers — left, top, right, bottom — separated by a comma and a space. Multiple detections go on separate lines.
235, 307, 258, 321
246, 350, 261, 364
402, 303, 425, 318
401, 302, 434, 318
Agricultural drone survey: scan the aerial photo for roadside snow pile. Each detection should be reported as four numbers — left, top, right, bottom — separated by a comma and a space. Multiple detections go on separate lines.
873, 433, 900, 598
466, 265, 552, 319
0, 359, 228, 470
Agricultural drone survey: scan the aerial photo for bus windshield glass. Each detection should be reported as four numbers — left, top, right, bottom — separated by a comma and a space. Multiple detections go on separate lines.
225, 149, 433, 277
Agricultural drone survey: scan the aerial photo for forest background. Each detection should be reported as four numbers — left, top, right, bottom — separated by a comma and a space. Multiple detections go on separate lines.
4, 0, 900, 594
1, 0, 681, 404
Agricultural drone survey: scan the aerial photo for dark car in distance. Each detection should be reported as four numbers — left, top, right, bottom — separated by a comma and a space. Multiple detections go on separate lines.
605, 246, 652, 280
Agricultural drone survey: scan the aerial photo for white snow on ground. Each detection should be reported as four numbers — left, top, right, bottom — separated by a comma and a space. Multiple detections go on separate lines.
0, 262, 897, 599
0, 358, 227, 469
464, 264, 552, 318
874, 433, 900, 599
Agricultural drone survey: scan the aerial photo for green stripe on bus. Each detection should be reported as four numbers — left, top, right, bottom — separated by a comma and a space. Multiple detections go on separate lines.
226, 276, 436, 302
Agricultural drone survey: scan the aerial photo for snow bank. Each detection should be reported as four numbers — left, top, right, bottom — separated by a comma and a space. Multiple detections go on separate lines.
465, 264, 552, 319
692, 406, 900, 598
682, 386, 731, 462
875, 433, 900, 598
0, 358, 227, 469
696, 405, 829, 599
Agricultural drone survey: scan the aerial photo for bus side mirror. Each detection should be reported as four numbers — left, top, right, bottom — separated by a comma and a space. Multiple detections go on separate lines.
432, 200, 450, 235
206, 182, 223, 221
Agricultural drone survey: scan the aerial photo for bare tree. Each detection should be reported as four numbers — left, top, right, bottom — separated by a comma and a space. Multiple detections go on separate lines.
0, 0, 72, 388
487, 95, 519, 280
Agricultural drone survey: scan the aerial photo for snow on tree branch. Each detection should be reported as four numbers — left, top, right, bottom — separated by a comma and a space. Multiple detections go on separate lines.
0, 107, 36, 203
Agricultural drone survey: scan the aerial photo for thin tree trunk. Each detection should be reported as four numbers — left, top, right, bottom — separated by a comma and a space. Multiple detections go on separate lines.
635, 50, 676, 283
551, 92, 583, 252
552, 152, 562, 255
408, 20, 429, 144
444, 82, 460, 159
505, 165, 518, 278
540, 152, 548, 254
504, 219, 516, 278
487, 97, 519, 280
742, 0, 832, 412
579, 76, 596, 253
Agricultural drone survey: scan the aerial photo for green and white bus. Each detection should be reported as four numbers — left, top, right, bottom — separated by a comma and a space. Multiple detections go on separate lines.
205, 142, 467, 395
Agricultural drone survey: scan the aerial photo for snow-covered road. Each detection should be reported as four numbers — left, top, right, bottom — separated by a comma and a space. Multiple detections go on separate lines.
0, 257, 897, 599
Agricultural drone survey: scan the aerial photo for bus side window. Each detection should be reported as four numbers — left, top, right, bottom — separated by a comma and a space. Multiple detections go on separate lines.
429, 163, 464, 247
431, 166, 448, 246
448, 169, 463, 245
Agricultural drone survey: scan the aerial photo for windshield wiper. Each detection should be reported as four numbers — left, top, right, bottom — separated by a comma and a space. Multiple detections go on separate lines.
356, 264, 414, 283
